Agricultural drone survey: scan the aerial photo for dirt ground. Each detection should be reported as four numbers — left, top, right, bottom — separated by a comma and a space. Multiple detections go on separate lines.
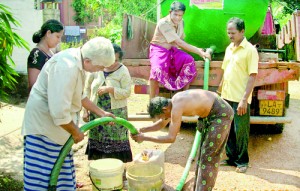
0, 81, 300, 191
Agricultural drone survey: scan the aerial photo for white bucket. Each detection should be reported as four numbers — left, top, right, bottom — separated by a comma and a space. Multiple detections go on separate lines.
89, 158, 124, 191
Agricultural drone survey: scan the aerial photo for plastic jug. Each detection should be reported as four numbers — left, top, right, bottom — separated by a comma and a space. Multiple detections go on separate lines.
133, 149, 165, 181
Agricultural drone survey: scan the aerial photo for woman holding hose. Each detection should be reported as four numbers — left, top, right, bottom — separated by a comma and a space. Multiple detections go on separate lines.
22, 37, 115, 191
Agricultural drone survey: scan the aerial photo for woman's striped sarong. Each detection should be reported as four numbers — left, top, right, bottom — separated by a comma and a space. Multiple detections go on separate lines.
23, 135, 76, 191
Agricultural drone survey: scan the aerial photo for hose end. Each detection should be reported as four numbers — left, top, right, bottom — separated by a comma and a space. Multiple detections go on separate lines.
206, 45, 216, 55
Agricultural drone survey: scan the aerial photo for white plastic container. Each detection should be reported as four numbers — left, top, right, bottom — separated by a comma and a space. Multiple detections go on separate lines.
133, 149, 165, 181
89, 158, 124, 191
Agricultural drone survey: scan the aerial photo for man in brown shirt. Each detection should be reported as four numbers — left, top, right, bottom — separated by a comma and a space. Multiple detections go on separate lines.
149, 1, 211, 98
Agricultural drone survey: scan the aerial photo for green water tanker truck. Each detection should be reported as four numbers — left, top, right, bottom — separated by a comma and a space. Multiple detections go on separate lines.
121, 0, 300, 133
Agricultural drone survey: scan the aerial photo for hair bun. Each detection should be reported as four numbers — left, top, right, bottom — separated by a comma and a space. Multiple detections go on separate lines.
32, 30, 42, 43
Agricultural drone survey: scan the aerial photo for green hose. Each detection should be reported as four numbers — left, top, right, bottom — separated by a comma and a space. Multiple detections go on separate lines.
175, 130, 201, 190
176, 57, 212, 190
203, 57, 210, 90
48, 117, 138, 191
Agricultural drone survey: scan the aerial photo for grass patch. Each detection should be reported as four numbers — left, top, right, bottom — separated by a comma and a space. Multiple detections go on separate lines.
0, 173, 23, 191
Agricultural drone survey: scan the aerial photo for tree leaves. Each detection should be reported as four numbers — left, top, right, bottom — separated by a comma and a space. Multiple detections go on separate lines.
271, 0, 299, 26
0, 3, 29, 100
71, 0, 157, 26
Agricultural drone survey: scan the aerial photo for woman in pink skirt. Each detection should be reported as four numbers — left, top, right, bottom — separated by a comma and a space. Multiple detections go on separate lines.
149, 1, 211, 98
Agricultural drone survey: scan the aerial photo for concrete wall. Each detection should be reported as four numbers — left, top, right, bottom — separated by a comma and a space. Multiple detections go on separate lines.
2, 0, 43, 74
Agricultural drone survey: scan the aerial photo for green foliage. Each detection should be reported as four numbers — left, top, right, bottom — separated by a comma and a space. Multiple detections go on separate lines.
60, 26, 122, 49
60, 41, 84, 51
271, 0, 299, 26
70, 0, 158, 45
69, 0, 167, 47
270, 0, 298, 60
60, 22, 122, 49
285, 42, 297, 61
71, 0, 157, 26
71, 0, 94, 25
271, 0, 299, 15
0, 4, 29, 100
0, 173, 23, 190
90, 22, 122, 44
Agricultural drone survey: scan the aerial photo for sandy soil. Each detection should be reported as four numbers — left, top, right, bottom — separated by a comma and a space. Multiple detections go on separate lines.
0, 81, 299, 190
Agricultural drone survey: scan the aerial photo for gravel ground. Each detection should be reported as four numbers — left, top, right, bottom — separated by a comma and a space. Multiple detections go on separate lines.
0, 81, 299, 190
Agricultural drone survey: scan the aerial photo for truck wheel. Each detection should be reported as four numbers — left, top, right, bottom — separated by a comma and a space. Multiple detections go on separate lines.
269, 123, 284, 134
250, 124, 284, 134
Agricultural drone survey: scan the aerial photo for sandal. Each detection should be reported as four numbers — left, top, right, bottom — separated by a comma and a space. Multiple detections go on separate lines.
236, 166, 248, 173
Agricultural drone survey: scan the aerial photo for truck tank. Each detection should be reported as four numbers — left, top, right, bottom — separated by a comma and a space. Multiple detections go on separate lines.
161, 0, 269, 53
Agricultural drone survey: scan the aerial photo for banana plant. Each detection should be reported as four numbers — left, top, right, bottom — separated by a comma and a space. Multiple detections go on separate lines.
0, 3, 29, 100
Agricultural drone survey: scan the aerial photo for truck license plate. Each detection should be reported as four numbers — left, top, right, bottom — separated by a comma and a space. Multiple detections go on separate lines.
259, 100, 284, 116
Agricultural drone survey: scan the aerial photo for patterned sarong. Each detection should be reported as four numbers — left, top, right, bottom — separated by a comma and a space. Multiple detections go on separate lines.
149, 44, 197, 90
196, 95, 234, 190
86, 86, 132, 162
23, 135, 76, 191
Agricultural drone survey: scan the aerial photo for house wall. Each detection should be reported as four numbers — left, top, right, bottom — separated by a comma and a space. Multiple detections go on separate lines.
2, 0, 103, 73
2, 0, 43, 74
60, 0, 76, 26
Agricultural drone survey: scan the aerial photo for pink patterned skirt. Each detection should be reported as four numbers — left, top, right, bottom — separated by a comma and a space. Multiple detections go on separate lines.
149, 44, 197, 90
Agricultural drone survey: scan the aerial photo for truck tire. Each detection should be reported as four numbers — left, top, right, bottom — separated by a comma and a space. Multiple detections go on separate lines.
269, 123, 284, 134
250, 124, 284, 134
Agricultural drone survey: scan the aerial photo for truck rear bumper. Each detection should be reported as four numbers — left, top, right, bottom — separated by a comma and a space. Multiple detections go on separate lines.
128, 115, 199, 122
250, 116, 292, 124
128, 115, 292, 124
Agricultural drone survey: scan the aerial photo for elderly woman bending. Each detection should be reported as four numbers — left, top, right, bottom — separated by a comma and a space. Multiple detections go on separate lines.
22, 37, 115, 191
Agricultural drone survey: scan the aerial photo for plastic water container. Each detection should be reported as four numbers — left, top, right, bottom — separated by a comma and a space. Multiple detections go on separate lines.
126, 164, 163, 191
133, 149, 165, 180
89, 158, 124, 191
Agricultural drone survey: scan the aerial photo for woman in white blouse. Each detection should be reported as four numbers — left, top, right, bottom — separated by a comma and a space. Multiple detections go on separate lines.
83, 43, 133, 162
